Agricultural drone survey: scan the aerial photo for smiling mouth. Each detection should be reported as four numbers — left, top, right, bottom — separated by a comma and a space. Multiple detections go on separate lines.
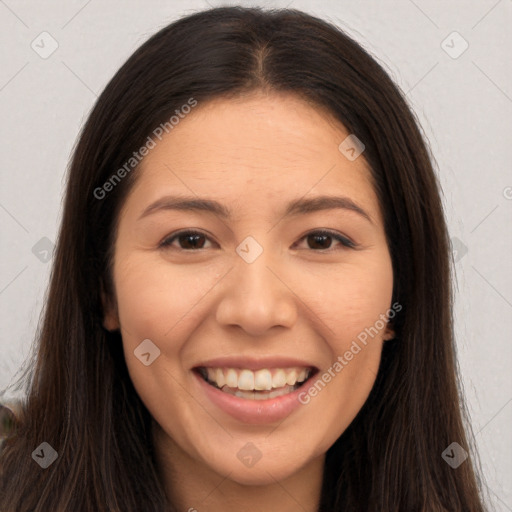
195, 366, 317, 400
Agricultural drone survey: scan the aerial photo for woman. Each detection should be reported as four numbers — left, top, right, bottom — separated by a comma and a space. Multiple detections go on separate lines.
0, 6, 489, 511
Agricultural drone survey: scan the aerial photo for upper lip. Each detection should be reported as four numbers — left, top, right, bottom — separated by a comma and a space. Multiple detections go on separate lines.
193, 356, 319, 372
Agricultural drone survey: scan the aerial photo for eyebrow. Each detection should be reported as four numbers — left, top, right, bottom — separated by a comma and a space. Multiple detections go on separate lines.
138, 194, 373, 224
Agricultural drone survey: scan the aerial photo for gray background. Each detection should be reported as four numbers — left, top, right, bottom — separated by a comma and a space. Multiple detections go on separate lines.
0, 0, 511, 509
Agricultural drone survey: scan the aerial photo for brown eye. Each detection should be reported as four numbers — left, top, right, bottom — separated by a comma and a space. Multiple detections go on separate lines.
295, 230, 356, 251
159, 229, 356, 252
160, 231, 214, 250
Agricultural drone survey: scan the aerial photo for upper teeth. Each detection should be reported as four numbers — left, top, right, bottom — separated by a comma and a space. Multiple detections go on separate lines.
203, 367, 311, 391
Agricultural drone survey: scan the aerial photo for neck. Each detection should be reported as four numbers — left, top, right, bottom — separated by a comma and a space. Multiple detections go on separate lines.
152, 420, 325, 512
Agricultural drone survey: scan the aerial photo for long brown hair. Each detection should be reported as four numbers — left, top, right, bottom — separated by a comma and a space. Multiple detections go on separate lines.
0, 6, 490, 511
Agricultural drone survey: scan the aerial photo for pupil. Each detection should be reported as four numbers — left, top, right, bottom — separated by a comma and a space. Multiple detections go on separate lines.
310, 234, 330, 249
182, 234, 204, 249
179, 234, 332, 250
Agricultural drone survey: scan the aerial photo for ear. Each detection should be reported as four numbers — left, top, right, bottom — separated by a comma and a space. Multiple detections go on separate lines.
100, 280, 120, 331
382, 321, 396, 342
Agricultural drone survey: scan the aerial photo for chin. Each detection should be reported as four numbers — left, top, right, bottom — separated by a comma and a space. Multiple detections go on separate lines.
201, 441, 320, 487
214, 458, 303, 486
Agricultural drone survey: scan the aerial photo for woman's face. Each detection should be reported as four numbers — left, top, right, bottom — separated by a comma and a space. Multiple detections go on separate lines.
103, 92, 394, 485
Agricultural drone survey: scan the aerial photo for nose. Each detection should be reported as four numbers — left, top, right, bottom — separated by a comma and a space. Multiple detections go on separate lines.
215, 248, 298, 337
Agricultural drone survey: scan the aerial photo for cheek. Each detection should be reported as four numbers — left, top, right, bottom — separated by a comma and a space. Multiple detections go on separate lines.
113, 254, 215, 344
111, 256, 200, 422
312, 253, 392, 428
111, 255, 220, 405
307, 251, 394, 345
114, 244, 393, 357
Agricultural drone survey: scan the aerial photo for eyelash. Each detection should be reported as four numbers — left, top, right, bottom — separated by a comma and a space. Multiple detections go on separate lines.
159, 229, 358, 252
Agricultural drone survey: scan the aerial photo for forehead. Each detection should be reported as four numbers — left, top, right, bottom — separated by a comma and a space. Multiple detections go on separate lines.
122, 91, 381, 224
144, 92, 361, 168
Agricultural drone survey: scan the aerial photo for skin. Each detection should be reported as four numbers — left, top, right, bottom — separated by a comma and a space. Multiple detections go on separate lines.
103, 91, 395, 512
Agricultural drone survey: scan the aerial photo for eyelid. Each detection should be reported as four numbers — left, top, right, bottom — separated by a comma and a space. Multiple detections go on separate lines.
296, 229, 357, 250
159, 228, 358, 251
158, 229, 217, 249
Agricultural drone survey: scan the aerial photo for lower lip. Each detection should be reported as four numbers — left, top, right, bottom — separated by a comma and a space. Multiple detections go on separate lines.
193, 371, 315, 424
